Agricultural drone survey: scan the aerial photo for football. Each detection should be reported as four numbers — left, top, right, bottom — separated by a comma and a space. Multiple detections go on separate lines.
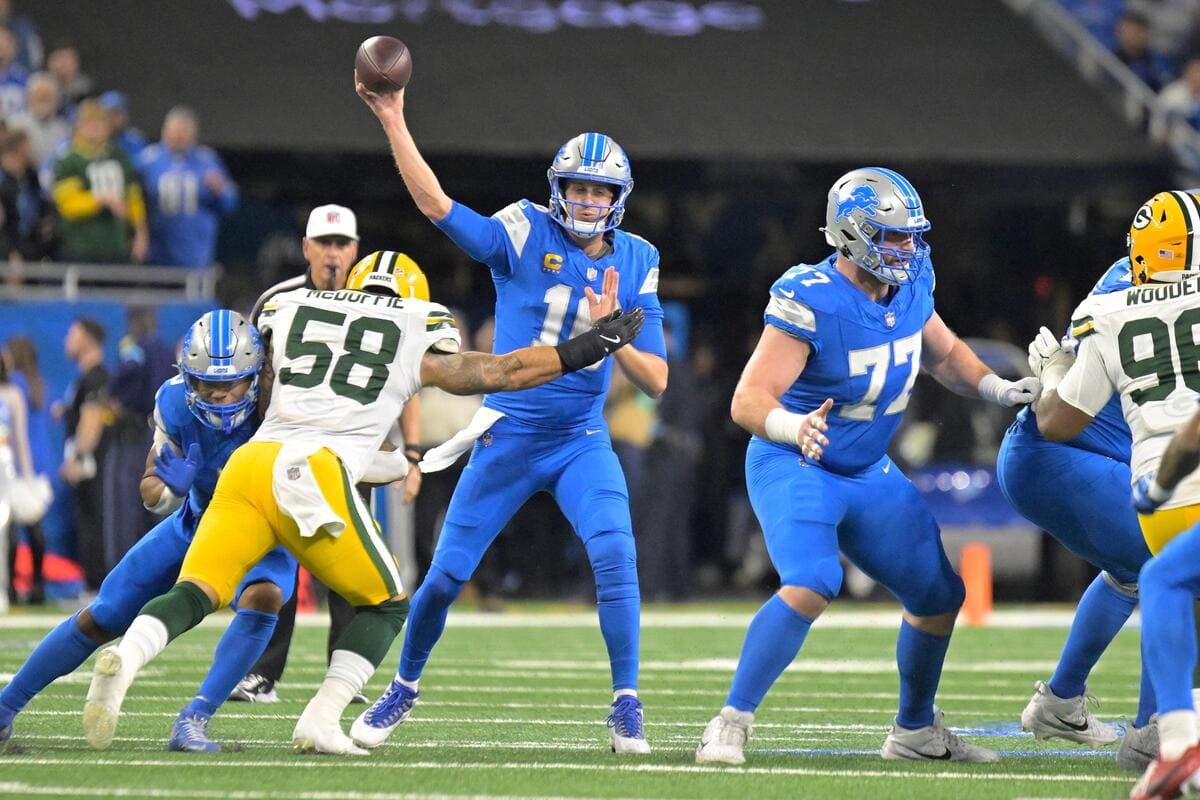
355, 35, 412, 93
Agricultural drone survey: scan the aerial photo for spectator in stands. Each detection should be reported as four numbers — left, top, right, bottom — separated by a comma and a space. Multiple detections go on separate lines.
0, 0, 40, 72
103, 307, 175, 571
1059, 0, 1124, 51
1114, 10, 1176, 91
138, 106, 237, 267
1132, 0, 1200, 60
51, 98, 147, 264
3, 336, 51, 604
0, 128, 48, 266
7, 72, 67, 167
0, 25, 27, 118
98, 91, 145, 160
45, 42, 90, 114
57, 317, 109, 593
1156, 55, 1200, 137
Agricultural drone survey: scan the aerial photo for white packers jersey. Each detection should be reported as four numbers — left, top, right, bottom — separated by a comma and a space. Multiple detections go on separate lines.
1057, 275, 1200, 508
254, 288, 460, 482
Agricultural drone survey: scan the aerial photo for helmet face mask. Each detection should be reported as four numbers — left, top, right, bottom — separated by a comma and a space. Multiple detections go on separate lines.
821, 166, 931, 285
346, 251, 430, 301
178, 310, 264, 433
547, 132, 633, 237
1128, 191, 1200, 286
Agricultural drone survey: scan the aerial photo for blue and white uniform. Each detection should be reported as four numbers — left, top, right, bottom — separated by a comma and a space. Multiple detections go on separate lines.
87, 377, 295, 635
747, 255, 963, 612
997, 259, 1149, 584
399, 197, 665, 693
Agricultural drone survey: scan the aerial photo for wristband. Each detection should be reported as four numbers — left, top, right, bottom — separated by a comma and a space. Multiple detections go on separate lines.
556, 330, 607, 374
404, 448, 423, 466
977, 373, 1007, 405
145, 486, 183, 515
765, 408, 805, 446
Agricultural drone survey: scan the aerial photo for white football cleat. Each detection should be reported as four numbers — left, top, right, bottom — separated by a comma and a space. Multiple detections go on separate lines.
1021, 680, 1119, 746
1117, 717, 1159, 772
607, 695, 650, 754
695, 705, 754, 765
350, 679, 418, 750
881, 706, 999, 763
292, 713, 368, 756
83, 647, 136, 750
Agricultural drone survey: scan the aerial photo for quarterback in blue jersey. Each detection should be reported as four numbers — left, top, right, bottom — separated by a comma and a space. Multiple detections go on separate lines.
355, 81, 667, 753
999, 258, 1154, 763
137, 107, 238, 267
694, 168, 1040, 765
0, 310, 296, 751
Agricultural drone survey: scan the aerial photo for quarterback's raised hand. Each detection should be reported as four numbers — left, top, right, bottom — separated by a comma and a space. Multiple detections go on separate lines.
355, 72, 405, 121
153, 442, 201, 497
584, 266, 620, 321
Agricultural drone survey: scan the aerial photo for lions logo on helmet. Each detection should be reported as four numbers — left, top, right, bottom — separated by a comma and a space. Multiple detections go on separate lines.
346, 251, 430, 301
547, 132, 634, 237
1127, 191, 1200, 286
821, 167, 931, 285
179, 310, 264, 433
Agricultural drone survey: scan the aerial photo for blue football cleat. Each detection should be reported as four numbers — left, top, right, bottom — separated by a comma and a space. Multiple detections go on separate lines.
608, 695, 651, 754
168, 710, 221, 753
350, 679, 418, 749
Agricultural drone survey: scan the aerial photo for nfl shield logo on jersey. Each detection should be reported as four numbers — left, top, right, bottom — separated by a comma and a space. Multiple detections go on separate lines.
587, 267, 599, 282
884, 311, 896, 328
287, 466, 301, 481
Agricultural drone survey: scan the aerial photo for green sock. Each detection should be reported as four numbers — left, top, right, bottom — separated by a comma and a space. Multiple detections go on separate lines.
332, 599, 410, 666
141, 582, 214, 642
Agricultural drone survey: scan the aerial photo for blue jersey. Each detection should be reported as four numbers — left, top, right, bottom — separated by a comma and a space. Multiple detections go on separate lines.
1011, 258, 1132, 464
757, 255, 935, 475
137, 143, 238, 267
435, 199, 666, 427
153, 376, 256, 521
0, 65, 26, 118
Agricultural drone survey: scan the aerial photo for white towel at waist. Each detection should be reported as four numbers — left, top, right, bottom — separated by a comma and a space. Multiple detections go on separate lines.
419, 407, 505, 473
272, 442, 346, 538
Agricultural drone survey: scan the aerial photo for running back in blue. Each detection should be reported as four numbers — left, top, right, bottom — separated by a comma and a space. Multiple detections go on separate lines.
435, 198, 666, 427
154, 376, 258, 519
758, 254, 935, 474
1009, 258, 1132, 464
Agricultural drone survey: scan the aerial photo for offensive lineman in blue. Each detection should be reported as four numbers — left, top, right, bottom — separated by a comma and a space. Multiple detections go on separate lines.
0, 310, 297, 751
694, 168, 1040, 765
1000, 259, 1155, 767
354, 80, 667, 752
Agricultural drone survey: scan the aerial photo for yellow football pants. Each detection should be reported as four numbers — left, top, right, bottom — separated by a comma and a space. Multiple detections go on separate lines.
1138, 502, 1200, 555
180, 440, 404, 608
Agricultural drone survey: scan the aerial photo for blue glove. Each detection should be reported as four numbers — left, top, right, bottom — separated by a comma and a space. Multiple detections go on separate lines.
1132, 473, 1172, 515
153, 442, 201, 497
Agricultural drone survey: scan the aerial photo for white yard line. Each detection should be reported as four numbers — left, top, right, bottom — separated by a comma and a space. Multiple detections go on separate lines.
0, 757, 1134, 783
0, 784, 613, 800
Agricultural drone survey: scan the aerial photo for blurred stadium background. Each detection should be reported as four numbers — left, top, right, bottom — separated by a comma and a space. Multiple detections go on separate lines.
0, 1, 1192, 620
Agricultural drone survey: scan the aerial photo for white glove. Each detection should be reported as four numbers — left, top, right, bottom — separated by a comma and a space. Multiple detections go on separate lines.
978, 373, 1042, 407
1027, 326, 1062, 379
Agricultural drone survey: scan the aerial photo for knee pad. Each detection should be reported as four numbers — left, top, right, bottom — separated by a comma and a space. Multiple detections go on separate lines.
420, 565, 467, 606
585, 530, 638, 604
779, 555, 843, 603
1102, 570, 1139, 598
906, 571, 965, 618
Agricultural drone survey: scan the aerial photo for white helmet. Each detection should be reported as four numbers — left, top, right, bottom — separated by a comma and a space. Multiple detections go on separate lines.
546, 132, 633, 237
822, 167, 931, 285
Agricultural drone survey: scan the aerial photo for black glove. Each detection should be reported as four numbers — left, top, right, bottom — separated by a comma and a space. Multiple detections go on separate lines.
555, 307, 646, 373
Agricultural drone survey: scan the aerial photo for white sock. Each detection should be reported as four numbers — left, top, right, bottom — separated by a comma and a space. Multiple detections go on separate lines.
305, 676, 357, 724
327, 650, 374, 693
614, 689, 638, 701
396, 674, 419, 692
1159, 710, 1198, 760
117, 616, 169, 673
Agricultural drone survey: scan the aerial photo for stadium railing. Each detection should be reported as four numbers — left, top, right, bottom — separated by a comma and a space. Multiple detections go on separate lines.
0, 262, 221, 303
1004, 0, 1200, 172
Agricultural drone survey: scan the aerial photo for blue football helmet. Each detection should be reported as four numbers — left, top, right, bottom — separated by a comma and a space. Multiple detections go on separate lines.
821, 167, 931, 285
547, 132, 634, 237
178, 310, 264, 433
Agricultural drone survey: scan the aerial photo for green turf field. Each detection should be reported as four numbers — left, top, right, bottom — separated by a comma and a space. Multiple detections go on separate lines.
0, 605, 1145, 799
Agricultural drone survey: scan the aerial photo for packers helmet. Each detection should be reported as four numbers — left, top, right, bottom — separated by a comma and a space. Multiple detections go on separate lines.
1128, 191, 1200, 285
346, 251, 430, 300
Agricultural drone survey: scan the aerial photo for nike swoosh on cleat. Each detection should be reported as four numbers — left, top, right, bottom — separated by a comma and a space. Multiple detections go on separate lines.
926, 749, 953, 760
1051, 714, 1091, 733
